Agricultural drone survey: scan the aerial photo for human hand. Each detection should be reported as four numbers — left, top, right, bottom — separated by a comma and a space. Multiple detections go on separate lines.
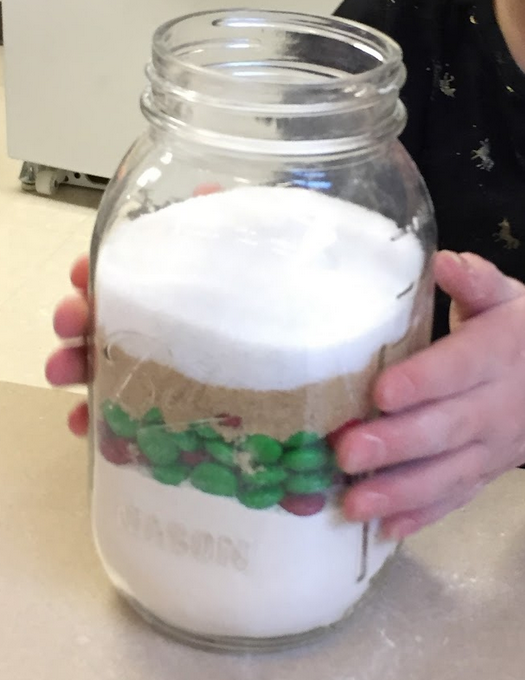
45, 184, 224, 436
48, 242, 525, 539
46, 255, 90, 436
336, 251, 525, 540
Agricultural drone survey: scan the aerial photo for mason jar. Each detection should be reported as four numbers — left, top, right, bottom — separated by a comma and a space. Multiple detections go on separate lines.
89, 9, 436, 653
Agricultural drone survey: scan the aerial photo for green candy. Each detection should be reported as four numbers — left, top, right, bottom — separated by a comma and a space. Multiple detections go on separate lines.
205, 440, 236, 467
153, 464, 190, 486
244, 434, 283, 465
190, 463, 238, 497
237, 486, 285, 510
282, 447, 330, 472
284, 431, 321, 450
191, 422, 221, 440
137, 427, 181, 466
171, 430, 201, 452
103, 401, 139, 439
142, 407, 164, 426
286, 471, 332, 495
241, 467, 288, 488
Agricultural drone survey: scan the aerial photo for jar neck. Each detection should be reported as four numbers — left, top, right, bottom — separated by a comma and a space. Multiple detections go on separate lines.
141, 10, 407, 156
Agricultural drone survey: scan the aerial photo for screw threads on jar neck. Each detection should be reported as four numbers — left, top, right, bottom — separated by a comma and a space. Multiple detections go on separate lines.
141, 10, 407, 156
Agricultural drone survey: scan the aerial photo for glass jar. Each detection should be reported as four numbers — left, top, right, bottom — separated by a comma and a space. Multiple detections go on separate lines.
89, 9, 436, 653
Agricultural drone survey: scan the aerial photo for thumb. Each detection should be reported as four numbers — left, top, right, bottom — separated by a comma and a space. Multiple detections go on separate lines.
434, 250, 525, 327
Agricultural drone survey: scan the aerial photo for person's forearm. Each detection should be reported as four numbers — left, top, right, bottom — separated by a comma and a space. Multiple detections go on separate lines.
494, 0, 525, 72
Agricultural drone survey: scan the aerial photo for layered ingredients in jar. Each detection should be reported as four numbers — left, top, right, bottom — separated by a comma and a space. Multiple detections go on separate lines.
92, 186, 428, 639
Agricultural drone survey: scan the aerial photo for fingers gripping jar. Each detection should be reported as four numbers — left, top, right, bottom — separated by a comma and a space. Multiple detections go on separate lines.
90, 10, 436, 652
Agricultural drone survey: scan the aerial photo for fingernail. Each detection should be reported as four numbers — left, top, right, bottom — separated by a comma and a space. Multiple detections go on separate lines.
343, 434, 386, 473
458, 252, 477, 273
441, 250, 462, 264
441, 250, 474, 271
350, 492, 390, 519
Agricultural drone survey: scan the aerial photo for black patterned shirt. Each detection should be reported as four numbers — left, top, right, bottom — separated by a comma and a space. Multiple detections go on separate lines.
335, 0, 525, 337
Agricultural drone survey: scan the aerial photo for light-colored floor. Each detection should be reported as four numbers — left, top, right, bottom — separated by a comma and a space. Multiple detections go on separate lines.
0, 48, 100, 392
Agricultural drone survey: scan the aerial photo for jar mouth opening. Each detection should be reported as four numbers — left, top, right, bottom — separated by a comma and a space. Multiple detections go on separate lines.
152, 9, 403, 94
146, 9, 406, 155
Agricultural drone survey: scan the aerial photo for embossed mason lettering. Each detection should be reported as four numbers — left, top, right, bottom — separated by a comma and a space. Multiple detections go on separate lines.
143, 514, 164, 549
117, 504, 141, 537
166, 522, 189, 556
117, 505, 250, 572
190, 531, 215, 562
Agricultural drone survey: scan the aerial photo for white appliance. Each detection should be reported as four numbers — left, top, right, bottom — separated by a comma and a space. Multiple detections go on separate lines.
3, 1, 339, 194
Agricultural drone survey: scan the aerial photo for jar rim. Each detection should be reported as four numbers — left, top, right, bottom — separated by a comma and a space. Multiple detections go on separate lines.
145, 9, 406, 155
152, 9, 403, 93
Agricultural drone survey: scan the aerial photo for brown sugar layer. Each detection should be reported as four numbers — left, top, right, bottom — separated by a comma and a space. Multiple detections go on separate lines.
94, 316, 430, 441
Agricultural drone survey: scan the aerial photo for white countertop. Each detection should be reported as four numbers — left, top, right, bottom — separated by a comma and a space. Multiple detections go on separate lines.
2, 380, 524, 680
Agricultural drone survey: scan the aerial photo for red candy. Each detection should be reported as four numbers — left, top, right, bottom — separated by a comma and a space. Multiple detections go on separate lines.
216, 413, 243, 428
280, 493, 327, 517
100, 437, 134, 465
326, 418, 363, 450
97, 419, 113, 441
180, 450, 210, 467
98, 419, 138, 466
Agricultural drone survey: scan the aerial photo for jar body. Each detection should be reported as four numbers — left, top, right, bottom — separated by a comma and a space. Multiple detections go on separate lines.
89, 10, 436, 652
